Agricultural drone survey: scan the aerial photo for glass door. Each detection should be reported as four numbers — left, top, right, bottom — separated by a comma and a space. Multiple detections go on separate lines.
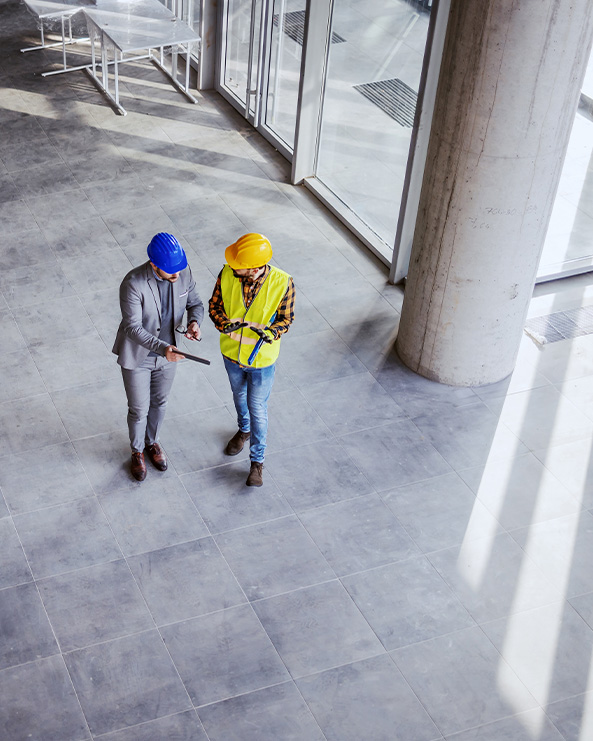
217, 0, 302, 153
314, 0, 433, 255
537, 51, 593, 282
160, 0, 199, 29
219, 0, 262, 115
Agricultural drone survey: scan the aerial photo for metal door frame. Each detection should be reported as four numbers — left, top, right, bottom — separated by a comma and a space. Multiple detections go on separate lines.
215, 0, 293, 159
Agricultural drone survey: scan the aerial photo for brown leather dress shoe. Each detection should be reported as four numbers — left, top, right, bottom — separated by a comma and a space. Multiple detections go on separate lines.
145, 442, 167, 471
225, 430, 251, 456
246, 461, 263, 487
131, 451, 147, 481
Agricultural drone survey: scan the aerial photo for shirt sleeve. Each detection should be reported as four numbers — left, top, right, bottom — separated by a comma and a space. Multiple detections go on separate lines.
268, 277, 295, 339
208, 270, 230, 332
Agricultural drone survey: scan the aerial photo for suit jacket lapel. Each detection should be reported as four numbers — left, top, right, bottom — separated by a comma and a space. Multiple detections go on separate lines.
146, 263, 162, 321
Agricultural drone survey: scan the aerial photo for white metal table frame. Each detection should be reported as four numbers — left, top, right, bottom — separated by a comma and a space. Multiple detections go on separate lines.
20, 0, 200, 109
83, 10, 199, 115
20, 0, 90, 76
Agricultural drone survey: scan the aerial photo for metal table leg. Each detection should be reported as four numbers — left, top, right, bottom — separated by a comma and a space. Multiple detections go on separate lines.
83, 21, 128, 114
22, 10, 89, 65
151, 41, 198, 103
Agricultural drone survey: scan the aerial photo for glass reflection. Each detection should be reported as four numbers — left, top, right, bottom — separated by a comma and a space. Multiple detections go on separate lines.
316, 0, 432, 250
538, 51, 593, 280
159, 0, 200, 31
265, 0, 303, 149
222, 0, 262, 111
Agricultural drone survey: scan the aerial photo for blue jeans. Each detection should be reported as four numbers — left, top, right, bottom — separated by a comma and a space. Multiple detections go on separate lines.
223, 356, 276, 463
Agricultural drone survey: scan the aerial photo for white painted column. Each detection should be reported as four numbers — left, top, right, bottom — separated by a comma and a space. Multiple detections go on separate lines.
395, 0, 593, 386
197, 0, 218, 89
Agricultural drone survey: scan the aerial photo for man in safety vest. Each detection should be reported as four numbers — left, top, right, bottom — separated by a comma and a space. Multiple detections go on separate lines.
209, 233, 295, 487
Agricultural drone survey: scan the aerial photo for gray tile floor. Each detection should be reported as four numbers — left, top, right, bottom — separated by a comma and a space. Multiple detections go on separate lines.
2, 1, 593, 739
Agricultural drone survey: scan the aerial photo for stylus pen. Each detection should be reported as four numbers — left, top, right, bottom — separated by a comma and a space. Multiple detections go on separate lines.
248, 312, 277, 366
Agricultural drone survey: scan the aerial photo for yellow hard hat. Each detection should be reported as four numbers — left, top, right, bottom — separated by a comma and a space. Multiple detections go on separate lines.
225, 233, 273, 270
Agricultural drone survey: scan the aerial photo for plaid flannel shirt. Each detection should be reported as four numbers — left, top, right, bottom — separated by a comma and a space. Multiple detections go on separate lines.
208, 265, 295, 339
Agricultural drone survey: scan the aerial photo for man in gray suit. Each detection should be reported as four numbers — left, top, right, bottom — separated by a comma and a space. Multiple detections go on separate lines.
113, 233, 204, 481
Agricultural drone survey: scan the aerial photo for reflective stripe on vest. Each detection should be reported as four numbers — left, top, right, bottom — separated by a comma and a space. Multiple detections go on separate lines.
219, 264, 290, 368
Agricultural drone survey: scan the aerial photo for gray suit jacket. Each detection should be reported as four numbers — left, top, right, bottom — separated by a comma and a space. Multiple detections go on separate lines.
112, 261, 204, 370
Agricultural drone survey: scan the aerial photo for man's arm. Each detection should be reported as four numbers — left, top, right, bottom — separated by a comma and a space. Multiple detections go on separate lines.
268, 277, 295, 339
184, 267, 204, 340
208, 270, 231, 332
185, 267, 205, 327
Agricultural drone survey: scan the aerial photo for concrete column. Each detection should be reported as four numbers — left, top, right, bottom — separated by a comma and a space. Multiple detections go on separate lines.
395, 0, 593, 386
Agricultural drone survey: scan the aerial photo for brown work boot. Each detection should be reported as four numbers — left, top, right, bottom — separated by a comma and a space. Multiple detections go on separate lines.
225, 429, 251, 456
246, 461, 263, 487
145, 442, 167, 471
131, 451, 147, 481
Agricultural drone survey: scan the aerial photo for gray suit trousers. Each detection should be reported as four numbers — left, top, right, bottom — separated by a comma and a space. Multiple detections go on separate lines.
121, 355, 177, 452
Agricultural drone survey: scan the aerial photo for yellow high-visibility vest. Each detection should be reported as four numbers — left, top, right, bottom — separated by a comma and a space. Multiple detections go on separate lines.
219, 264, 290, 368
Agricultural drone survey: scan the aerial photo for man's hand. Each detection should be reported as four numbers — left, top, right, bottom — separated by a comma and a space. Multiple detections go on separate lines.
185, 321, 201, 341
251, 326, 274, 343
223, 321, 248, 334
165, 345, 185, 362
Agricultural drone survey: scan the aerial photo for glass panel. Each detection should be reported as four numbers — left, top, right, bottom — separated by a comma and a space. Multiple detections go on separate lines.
222, 0, 262, 113
263, 0, 303, 149
158, 0, 200, 30
538, 51, 593, 280
316, 0, 432, 250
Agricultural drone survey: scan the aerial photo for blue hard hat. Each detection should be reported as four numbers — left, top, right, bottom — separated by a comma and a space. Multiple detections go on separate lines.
147, 233, 188, 273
